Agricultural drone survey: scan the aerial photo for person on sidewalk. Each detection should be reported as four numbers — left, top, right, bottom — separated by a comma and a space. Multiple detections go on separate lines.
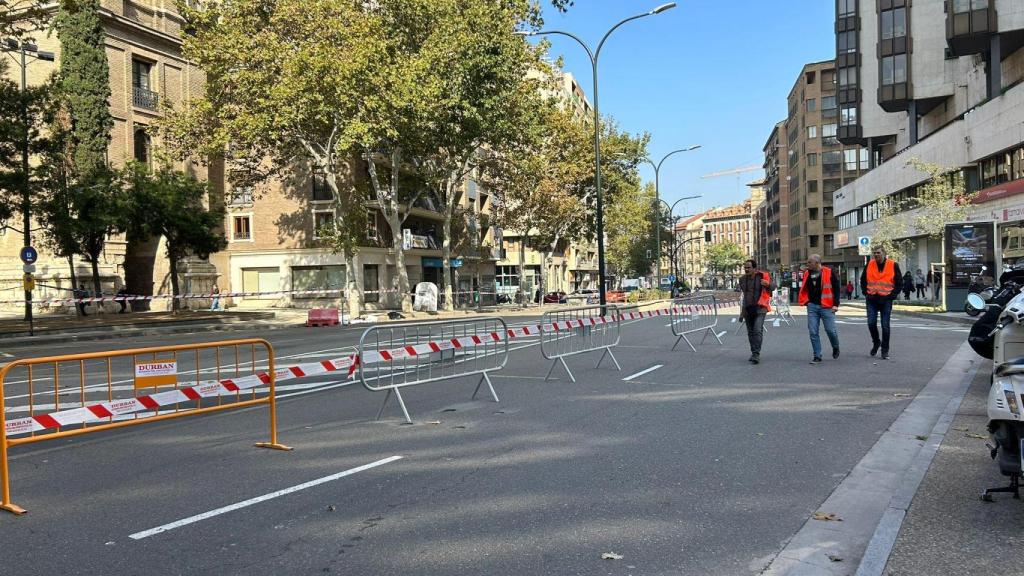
75, 284, 88, 317
914, 269, 926, 299
902, 271, 914, 300
116, 286, 128, 313
860, 246, 902, 359
210, 285, 221, 311
799, 254, 840, 363
845, 280, 855, 301
738, 259, 774, 365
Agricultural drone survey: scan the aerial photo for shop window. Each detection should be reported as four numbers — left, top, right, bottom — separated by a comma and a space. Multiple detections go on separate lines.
363, 264, 379, 303
292, 265, 346, 295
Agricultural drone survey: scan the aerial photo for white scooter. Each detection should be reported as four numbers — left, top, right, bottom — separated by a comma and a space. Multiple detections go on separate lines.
968, 283, 1024, 501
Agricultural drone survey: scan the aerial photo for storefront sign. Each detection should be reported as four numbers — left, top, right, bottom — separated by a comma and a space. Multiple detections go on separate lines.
834, 231, 849, 249
945, 222, 995, 287
134, 359, 178, 389
422, 257, 462, 268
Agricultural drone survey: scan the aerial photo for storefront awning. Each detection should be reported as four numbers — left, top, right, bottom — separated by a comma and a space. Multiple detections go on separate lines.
972, 178, 1024, 204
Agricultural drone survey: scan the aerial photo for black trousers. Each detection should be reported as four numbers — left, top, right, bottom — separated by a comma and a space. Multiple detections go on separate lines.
744, 305, 765, 355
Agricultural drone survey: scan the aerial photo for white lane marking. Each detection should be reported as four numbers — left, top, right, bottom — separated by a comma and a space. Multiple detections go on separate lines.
622, 364, 663, 382
1, 352, 13, 358
129, 455, 404, 540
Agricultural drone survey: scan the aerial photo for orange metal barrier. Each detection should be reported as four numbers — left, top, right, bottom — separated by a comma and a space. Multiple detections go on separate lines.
0, 338, 291, 515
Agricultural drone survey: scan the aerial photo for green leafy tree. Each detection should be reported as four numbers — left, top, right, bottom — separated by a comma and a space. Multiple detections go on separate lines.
706, 241, 745, 287
125, 164, 227, 311
1, 0, 47, 42
871, 158, 974, 261
53, 0, 117, 296
372, 0, 544, 310
165, 0, 396, 316
606, 182, 654, 283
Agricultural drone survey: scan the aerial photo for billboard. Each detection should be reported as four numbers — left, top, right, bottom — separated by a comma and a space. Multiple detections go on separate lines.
945, 222, 994, 287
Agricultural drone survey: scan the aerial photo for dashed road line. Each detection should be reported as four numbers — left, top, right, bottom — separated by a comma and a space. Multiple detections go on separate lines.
623, 364, 663, 381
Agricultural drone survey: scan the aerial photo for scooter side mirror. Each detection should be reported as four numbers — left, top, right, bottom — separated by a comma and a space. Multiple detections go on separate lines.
966, 293, 987, 311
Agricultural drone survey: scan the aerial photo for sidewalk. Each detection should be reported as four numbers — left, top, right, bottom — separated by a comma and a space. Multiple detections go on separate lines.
0, 300, 676, 348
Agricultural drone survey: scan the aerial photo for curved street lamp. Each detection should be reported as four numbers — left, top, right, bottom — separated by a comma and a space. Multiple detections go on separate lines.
518, 2, 677, 305
643, 145, 700, 288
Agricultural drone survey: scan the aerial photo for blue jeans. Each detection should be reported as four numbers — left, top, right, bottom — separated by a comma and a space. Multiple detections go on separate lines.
807, 303, 839, 358
865, 298, 893, 352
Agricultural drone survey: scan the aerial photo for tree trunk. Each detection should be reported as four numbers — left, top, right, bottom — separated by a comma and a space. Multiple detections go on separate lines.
345, 251, 360, 320
66, 255, 80, 316
89, 251, 102, 299
441, 212, 453, 312
389, 213, 411, 312
518, 237, 527, 306
168, 248, 180, 312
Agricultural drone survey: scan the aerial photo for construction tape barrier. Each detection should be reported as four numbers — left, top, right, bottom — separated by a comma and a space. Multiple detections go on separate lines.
3, 300, 739, 437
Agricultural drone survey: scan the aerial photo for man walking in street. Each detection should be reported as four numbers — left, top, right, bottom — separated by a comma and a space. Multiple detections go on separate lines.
860, 246, 902, 359
799, 254, 840, 363
739, 259, 774, 364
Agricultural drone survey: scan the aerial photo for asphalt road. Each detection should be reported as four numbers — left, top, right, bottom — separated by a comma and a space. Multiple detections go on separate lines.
0, 310, 968, 575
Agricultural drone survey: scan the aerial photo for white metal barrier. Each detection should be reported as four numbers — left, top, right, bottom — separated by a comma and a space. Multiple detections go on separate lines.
356, 317, 508, 423
540, 305, 622, 383
670, 294, 725, 352
771, 288, 794, 326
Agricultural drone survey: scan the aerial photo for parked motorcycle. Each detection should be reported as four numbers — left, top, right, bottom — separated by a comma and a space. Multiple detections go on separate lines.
965, 266, 994, 317
967, 264, 1024, 500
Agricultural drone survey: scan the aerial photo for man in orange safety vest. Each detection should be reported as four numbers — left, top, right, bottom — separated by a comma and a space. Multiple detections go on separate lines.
799, 254, 841, 364
859, 246, 902, 359
739, 259, 775, 364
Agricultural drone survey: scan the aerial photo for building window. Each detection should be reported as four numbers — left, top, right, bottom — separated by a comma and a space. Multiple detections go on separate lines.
839, 106, 857, 127
806, 99, 816, 112
229, 185, 253, 205
292, 265, 346, 294
312, 210, 335, 239
821, 70, 836, 87
823, 123, 838, 138
838, 67, 857, 89
363, 264, 379, 303
881, 54, 907, 86
133, 126, 151, 164
311, 171, 332, 201
838, 0, 856, 17
808, 180, 818, 193
366, 210, 378, 241
807, 125, 817, 139
809, 207, 819, 221
806, 71, 816, 84
844, 149, 858, 171
810, 235, 820, 248
859, 149, 870, 170
837, 31, 857, 54
822, 96, 837, 111
232, 215, 252, 241
953, 0, 987, 13
131, 59, 158, 110
881, 7, 906, 41
807, 153, 818, 166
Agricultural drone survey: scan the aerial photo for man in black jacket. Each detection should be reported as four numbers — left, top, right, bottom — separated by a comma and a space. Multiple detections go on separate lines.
860, 246, 902, 359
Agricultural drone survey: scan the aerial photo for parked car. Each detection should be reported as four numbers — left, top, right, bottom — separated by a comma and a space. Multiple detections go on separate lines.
542, 291, 568, 304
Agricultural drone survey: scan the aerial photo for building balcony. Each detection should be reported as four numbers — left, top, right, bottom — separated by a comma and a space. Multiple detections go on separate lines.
133, 86, 159, 110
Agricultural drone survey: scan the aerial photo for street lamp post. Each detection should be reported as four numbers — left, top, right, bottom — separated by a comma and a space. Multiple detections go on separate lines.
654, 194, 699, 285
518, 2, 677, 306
3, 39, 55, 333
643, 147, 700, 288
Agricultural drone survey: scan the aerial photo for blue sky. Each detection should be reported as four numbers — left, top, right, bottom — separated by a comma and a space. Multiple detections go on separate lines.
535, 0, 837, 215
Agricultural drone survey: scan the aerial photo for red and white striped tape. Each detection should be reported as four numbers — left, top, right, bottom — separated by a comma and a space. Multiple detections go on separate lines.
3, 300, 739, 437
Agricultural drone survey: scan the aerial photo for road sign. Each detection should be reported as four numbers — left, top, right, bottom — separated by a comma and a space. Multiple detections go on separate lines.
668, 274, 676, 283
22, 264, 35, 274
19, 246, 37, 264
23, 273, 34, 292
857, 236, 872, 256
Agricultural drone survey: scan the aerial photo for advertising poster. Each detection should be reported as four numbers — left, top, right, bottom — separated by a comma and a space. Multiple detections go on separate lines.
945, 223, 994, 287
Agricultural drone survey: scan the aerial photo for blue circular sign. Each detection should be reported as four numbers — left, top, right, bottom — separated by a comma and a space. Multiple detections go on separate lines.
19, 246, 37, 264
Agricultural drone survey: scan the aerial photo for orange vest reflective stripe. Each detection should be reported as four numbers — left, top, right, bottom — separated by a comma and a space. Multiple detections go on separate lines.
866, 259, 896, 297
798, 266, 834, 308
757, 271, 772, 312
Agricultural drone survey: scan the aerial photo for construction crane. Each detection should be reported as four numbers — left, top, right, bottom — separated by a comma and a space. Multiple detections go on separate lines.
700, 163, 764, 197
700, 164, 762, 179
